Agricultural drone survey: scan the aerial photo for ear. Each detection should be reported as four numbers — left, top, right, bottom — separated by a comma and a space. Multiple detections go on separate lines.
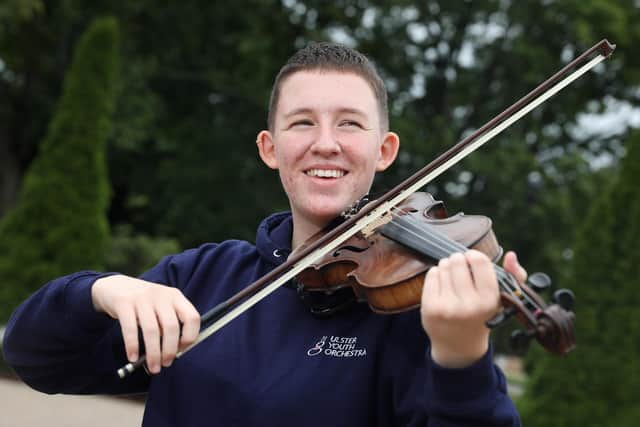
256, 130, 279, 169
375, 131, 400, 172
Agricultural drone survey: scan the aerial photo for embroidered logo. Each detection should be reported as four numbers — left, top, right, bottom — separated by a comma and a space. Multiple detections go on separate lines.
307, 335, 367, 358
307, 336, 327, 356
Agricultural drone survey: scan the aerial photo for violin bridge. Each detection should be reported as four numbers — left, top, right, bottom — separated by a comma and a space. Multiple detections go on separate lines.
361, 213, 393, 238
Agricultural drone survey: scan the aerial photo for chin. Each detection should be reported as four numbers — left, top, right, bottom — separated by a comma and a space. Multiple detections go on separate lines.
302, 203, 346, 225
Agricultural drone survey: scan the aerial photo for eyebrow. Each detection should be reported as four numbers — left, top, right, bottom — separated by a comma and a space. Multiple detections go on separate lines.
282, 107, 368, 119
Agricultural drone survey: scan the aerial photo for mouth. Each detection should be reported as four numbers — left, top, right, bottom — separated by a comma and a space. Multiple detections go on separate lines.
304, 168, 347, 179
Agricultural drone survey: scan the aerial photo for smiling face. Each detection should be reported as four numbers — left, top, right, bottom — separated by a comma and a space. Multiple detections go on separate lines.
257, 70, 399, 246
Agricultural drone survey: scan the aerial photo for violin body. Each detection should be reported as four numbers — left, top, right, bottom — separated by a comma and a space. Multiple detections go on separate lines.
297, 193, 502, 314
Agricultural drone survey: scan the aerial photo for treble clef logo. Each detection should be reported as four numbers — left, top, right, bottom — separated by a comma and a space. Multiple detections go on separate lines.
307, 336, 327, 356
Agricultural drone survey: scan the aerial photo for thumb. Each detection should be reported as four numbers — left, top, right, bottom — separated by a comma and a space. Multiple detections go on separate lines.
503, 251, 527, 283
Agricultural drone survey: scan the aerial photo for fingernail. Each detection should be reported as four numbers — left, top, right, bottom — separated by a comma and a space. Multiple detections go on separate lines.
129, 352, 138, 362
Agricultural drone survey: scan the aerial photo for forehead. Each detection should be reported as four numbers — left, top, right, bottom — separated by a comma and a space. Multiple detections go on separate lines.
277, 70, 378, 117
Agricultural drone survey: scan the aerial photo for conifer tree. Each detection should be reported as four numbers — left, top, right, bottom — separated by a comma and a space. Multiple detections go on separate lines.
0, 17, 120, 321
519, 131, 640, 426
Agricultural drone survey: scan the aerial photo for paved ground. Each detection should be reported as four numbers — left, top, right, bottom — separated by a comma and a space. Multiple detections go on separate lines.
0, 377, 145, 427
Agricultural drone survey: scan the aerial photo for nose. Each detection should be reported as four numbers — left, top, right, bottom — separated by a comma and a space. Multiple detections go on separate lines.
310, 124, 341, 157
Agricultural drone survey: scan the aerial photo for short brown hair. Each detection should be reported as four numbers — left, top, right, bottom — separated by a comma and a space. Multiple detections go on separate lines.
267, 42, 388, 131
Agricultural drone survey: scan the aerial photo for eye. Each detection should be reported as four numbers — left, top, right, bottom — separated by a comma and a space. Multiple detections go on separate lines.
290, 119, 314, 128
339, 120, 364, 129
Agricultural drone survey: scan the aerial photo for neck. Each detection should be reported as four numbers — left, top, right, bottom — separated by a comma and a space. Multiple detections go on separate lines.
289, 194, 374, 250
291, 212, 328, 251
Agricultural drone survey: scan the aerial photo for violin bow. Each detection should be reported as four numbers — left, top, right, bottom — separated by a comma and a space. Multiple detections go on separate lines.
119, 39, 616, 378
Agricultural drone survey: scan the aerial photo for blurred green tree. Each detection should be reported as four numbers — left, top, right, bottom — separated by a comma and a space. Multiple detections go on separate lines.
519, 130, 640, 426
0, 16, 120, 321
104, 225, 180, 276
0, 0, 63, 216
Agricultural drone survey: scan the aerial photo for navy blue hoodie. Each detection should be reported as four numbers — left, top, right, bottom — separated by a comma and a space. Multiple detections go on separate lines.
3, 212, 520, 426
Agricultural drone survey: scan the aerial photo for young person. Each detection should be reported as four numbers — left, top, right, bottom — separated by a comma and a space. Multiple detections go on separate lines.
3, 42, 524, 426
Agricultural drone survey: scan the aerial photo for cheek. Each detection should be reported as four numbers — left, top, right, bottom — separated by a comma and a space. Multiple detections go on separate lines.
358, 146, 382, 173
282, 172, 295, 187
274, 137, 303, 164
278, 167, 298, 196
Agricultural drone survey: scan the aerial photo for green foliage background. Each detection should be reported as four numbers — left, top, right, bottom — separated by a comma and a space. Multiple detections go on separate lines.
0, 16, 119, 320
519, 130, 640, 426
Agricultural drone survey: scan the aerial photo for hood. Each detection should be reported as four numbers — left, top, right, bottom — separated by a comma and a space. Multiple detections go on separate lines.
255, 211, 293, 266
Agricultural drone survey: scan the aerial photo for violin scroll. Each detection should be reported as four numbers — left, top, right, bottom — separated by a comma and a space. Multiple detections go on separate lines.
499, 274, 576, 355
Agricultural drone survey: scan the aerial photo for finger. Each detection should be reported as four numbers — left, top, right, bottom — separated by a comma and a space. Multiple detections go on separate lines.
155, 302, 180, 368
421, 266, 440, 331
437, 257, 459, 300
449, 252, 475, 295
466, 250, 499, 303
117, 305, 140, 363
174, 298, 201, 349
136, 302, 162, 374
503, 251, 527, 283
422, 266, 440, 306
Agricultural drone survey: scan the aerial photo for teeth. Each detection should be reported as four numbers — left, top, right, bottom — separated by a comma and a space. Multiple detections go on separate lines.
306, 169, 345, 178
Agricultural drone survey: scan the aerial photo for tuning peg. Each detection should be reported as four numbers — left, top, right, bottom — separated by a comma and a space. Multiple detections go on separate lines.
527, 272, 552, 293
510, 329, 535, 353
553, 289, 575, 311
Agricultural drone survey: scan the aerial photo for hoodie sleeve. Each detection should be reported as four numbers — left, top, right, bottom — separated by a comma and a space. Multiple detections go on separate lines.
378, 311, 520, 426
1, 271, 149, 394
422, 347, 521, 426
1, 247, 210, 395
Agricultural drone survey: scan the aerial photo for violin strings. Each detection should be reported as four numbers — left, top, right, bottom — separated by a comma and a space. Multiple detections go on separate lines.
386, 209, 532, 307
383, 207, 540, 310
389, 208, 541, 311
386, 208, 531, 306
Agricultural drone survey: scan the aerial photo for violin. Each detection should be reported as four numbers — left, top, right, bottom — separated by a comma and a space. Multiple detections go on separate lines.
295, 192, 575, 355
117, 39, 615, 378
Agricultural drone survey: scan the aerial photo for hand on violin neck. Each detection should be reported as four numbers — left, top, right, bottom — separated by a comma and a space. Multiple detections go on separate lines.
420, 250, 502, 368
